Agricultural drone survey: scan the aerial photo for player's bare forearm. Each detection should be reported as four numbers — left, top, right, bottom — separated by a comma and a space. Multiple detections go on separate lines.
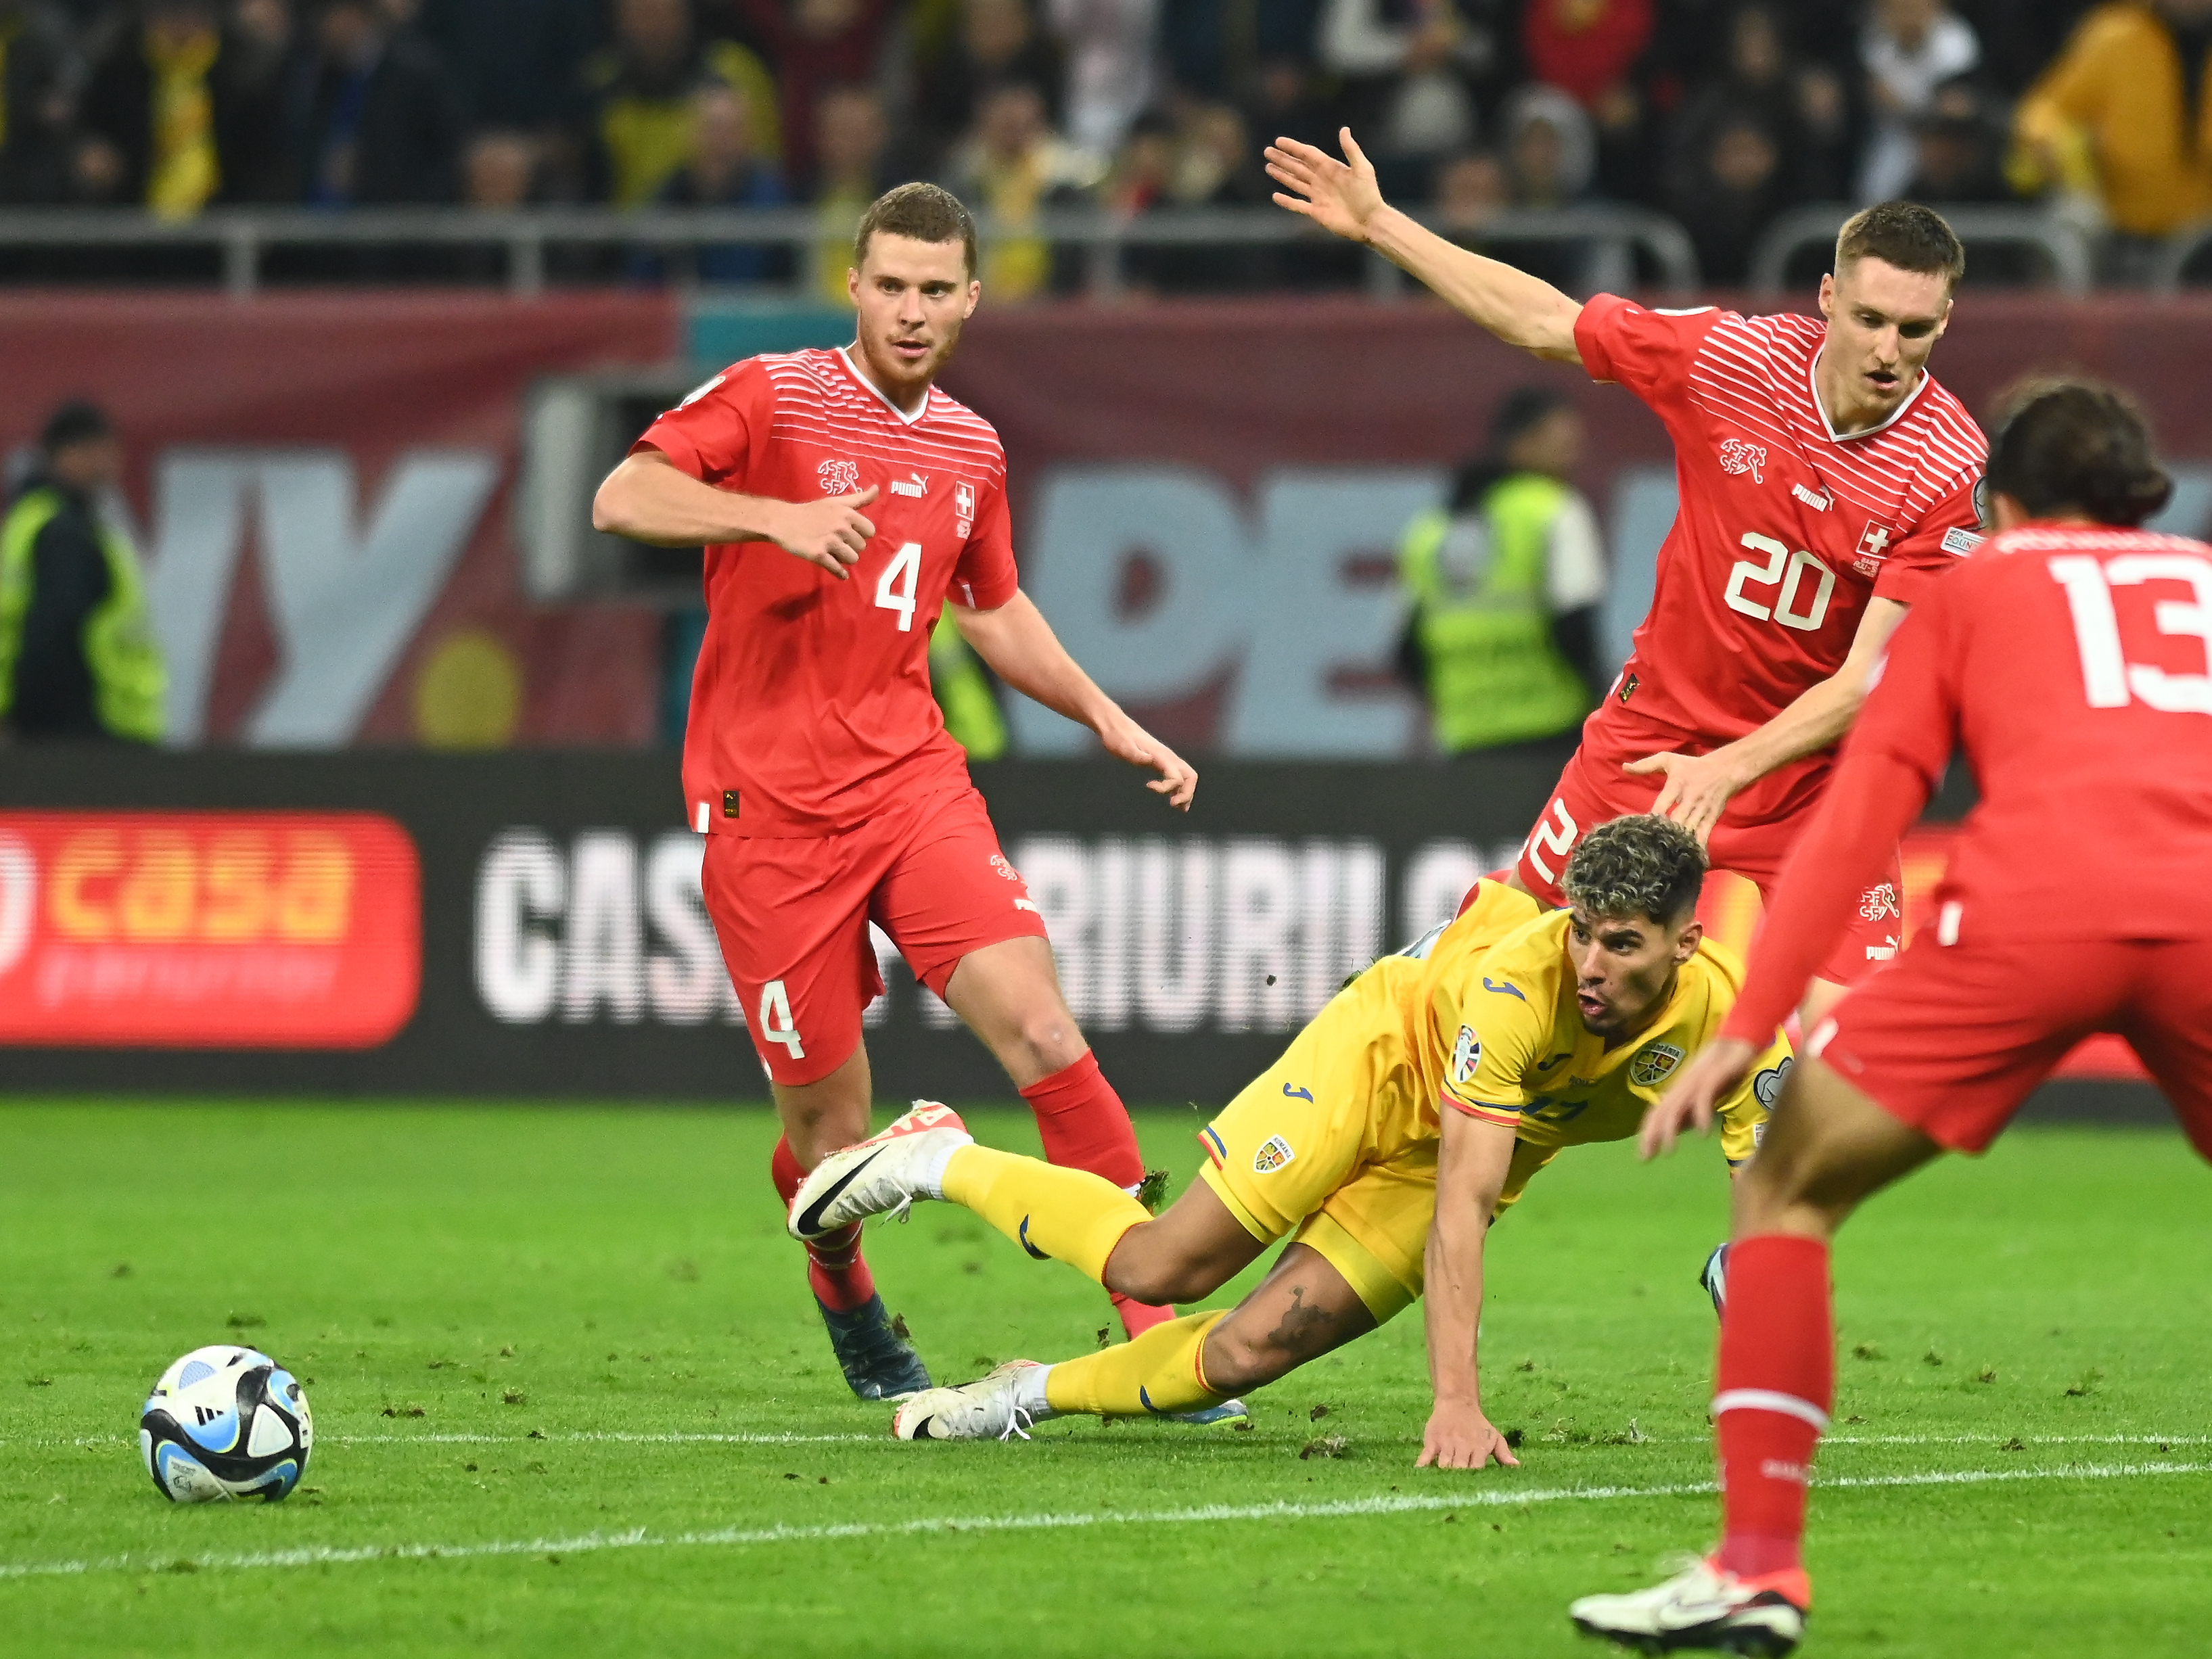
1264, 129, 1580, 363
1629, 597, 1911, 839
592, 450, 879, 576
954, 594, 1198, 808
1366, 207, 1584, 363
1417, 1111, 1519, 1470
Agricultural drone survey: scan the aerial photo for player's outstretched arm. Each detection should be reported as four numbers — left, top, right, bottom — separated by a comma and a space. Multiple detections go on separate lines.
1623, 597, 1912, 843
1266, 128, 1583, 364
592, 450, 880, 578
1417, 1107, 1521, 1472
952, 592, 1198, 809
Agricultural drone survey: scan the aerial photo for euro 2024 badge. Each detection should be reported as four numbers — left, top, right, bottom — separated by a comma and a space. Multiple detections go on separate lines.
1629, 1042, 1686, 1088
1451, 1024, 1481, 1085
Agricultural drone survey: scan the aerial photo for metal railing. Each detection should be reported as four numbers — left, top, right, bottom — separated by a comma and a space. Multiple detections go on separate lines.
0, 203, 1700, 299
1749, 203, 2094, 296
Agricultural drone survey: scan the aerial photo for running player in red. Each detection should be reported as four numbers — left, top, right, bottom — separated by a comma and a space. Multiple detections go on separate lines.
592, 184, 1201, 1402
1266, 135, 1986, 1029
1569, 379, 2212, 1654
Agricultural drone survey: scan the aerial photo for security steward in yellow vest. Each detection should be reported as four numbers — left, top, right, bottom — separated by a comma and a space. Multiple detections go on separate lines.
929, 609, 1008, 760
0, 401, 164, 743
1397, 388, 1607, 753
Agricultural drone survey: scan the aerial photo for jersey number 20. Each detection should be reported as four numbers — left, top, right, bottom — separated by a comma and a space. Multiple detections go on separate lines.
1726, 532, 1836, 632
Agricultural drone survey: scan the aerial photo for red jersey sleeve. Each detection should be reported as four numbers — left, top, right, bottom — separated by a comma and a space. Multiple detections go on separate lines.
1841, 586, 1965, 788
947, 469, 1019, 610
1573, 294, 1726, 410
631, 360, 775, 485
1872, 467, 1983, 607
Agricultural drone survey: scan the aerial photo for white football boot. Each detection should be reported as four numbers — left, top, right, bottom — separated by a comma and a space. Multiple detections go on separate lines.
1569, 1556, 1808, 1656
788, 1101, 973, 1242
892, 1360, 1053, 1441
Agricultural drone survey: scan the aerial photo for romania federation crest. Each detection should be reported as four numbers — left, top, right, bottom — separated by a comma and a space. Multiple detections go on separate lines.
1451, 1024, 1481, 1085
1252, 1135, 1295, 1174
1629, 1042, 1686, 1088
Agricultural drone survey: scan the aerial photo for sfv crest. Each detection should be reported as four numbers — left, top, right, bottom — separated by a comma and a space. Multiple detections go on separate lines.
1718, 438, 1767, 482
817, 457, 860, 494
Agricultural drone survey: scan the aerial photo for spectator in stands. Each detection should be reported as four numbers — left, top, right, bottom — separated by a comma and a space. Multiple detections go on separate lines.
1242, 51, 1339, 154
914, 0, 1063, 163
1320, 0, 1502, 197
582, 0, 777, 207
808, 80, 890, 300
75, 0, 294, 214
656, 80, 789, 281
1113, 98, 1270, 290
1906, 73, 2014, 204
463, 128, 538, 207
1672, 3, 1854, 207
2012, 0, 2212, 247
419, 0, 595, 192
0, 402, 164, 747
1394, 386, 1605, 758
1668, 107, 1790, 283
0, 1, 81, 203
289, 0, 464, 204
943, 78, 1100, 299
1498, 84, 1621, 289
1043, 0, 1151, 158
1858, 0, 1981, 202
730, 0, 890, 186
1433, 146, 1508, 239
1519, 0, 1654, 200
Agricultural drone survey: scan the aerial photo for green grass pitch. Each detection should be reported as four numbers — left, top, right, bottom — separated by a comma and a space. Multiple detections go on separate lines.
3, 1099, 2208, 1657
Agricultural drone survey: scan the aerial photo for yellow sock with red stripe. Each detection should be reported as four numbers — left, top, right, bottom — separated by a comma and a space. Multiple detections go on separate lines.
940, 1144, 1149, 1285
1042, 1310, 1228, 1417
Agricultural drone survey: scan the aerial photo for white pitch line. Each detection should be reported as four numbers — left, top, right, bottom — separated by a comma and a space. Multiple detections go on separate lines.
1, 1459, 2203, 1583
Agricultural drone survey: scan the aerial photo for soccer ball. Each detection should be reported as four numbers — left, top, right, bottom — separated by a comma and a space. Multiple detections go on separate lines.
139, 1345, 313, 1503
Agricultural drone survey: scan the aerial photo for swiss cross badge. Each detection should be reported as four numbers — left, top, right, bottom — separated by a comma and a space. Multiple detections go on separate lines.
954, 479, 976, 538
1855, 520, 1893, 576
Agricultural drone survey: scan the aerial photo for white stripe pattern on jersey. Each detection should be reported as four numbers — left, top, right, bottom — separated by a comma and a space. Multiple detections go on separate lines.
756, 349, 1007, 482
1688, 313, 1983, 525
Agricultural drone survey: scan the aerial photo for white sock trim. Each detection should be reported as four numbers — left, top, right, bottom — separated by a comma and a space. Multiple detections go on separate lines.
1712, 1388, 1830, 1431
914, 1134, 971, 1200
1015, 1363, 1057, 1421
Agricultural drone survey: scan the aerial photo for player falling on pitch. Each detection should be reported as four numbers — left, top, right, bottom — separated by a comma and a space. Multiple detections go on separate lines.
790, 816, 1790, 1464
592, 183, 1207, 1403
1568, 380, 2212, 1656
1266, 134, 1986, 1035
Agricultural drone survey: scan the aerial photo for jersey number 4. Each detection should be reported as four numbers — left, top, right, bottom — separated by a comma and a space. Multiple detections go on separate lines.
2050, 553, 2212, 714
1726, 533, 1836, 632
875, 540, 923, 632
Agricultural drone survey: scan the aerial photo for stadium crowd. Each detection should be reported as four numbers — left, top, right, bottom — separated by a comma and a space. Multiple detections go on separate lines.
0, 0, 2206, 288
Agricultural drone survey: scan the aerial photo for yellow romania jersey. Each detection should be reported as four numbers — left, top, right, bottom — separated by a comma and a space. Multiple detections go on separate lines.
1411, 893, 1790, 1171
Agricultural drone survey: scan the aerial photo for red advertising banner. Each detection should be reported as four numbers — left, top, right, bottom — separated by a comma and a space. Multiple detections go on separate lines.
0, 291, 676, 749
0, 812, 420, 1048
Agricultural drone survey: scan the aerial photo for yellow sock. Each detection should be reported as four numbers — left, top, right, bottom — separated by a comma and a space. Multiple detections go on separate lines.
1044, 1310, 1228, 1417
940, 1144, 1149, 1284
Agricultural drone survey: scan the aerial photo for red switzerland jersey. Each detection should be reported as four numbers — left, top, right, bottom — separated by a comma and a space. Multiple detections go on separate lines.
637, 348, 1018, 837
1849, 524, 2212, 938
1575, 296, 1985, 745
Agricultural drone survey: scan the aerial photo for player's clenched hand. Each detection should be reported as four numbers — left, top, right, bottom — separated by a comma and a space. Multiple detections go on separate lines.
766, 485, 879, 578
1416, 1400, 1521, 1471
1640, 1035, 1757, 1160
1266, 128, 1386, 244
1097, 714, 1198, 810
1621, 747, 1751, 847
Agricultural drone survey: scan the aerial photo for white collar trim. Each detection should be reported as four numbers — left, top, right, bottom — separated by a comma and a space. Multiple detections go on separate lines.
1808, 342, 1927, 442
837, 346, 930, 425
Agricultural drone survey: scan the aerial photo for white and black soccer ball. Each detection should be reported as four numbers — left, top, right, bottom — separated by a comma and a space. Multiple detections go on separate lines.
140, 1345, 313, 1503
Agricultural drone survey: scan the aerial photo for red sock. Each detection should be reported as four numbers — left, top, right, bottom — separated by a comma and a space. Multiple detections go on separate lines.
770, 1136, 878, 1313
1713, 1234, 1833, 1585
1021, 1052, 1173, 1338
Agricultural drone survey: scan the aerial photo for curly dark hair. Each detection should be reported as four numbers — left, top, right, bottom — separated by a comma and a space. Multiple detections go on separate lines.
1986, 376, 2171, 528
1561, 814, 1707, 926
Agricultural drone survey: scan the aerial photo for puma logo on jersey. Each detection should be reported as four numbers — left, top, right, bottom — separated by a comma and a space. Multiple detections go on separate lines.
1792, 482, 1830, 511
890, 471, 929, 498
1719, 438, 1767, 482
817, 458, 860, 494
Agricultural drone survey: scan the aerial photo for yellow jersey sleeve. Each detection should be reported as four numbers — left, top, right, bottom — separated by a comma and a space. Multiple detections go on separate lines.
1432, 958, 1548, 1128
1715, 1033, 1795, 1166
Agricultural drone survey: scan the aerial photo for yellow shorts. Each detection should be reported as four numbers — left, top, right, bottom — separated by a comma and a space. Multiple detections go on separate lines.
1196, 961, 1434, 1324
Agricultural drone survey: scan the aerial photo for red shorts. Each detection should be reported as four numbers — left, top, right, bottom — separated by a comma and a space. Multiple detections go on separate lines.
1513, 707, 1901, 987
700, 782, 1049, 1086
1812, 929, 2212, 1158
